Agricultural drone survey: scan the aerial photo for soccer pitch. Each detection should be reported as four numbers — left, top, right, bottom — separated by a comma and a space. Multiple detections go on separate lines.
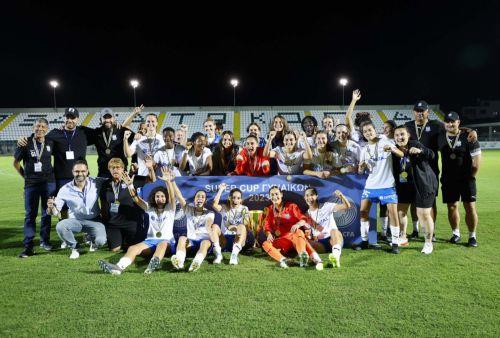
0, 153, 499, 337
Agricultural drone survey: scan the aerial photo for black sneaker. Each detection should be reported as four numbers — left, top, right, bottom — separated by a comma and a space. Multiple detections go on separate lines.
391, 244, 400, 254
368, 243, 382, 250
467, 237, 478, 247
352, 241, 369, 251
409, 230, 419, 239
449, 234, 461, 244
18, 249, 34, 258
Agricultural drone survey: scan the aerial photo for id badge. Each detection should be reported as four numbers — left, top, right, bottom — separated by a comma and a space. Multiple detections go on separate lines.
399, 172, 408, 183
34, 162, 42, 172
66, 151, 75, 160
110, 202, 120, 213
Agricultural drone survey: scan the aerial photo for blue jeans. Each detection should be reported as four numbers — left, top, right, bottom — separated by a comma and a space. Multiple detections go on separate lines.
23, 182, 56, 249
56, 218, 107, 249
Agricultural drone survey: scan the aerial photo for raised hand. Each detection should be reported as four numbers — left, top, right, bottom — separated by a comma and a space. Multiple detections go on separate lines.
180, 124, 188, 132
144, 154, 154, 169
352, 89, 361, 102
185, 141, 193, 151
17, 137, 28, 147
121, 172, 134, 186
159, 167, 173, 181
124, 130, 132, 140
218, 182, 227, 191
268, 130, 277, 140
133, 104, 144, 115
134, 133, 142, 141
334, 190, 343, 198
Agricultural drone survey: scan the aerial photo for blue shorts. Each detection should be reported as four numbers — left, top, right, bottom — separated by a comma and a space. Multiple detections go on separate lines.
188, 239, 213, 254
362, 187, 398, 205
222, 230, 255, 252
143, 238, 176, 254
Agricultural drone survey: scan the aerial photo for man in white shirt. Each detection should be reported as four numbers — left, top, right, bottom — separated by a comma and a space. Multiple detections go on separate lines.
47, 160, 107, 259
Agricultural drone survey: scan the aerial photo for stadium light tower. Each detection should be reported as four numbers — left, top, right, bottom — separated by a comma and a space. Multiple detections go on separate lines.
339, 78, 348, 107
49, 80, 59, 112
130, 79, 139, 107
230, 79, 239, 106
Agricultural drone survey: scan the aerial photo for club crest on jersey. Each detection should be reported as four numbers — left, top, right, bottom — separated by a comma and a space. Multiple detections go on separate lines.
30, 150, 36, 157
284, 213, 290, 219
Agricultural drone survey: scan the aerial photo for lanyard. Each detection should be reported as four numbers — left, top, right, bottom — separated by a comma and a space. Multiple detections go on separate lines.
111, 181, 121, 201
63, 129, 76, 151
446, 133, 460, 150
415, 121, 428, 141
400, 156, 408, 171
147, 136, 157, 155
103, 128, 114, 149
32, 138, 44, 162
366, 140, 379, 161
152, 209, 167, 233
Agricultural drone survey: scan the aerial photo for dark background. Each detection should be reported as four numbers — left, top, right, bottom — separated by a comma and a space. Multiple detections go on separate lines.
1, 1, 499, 111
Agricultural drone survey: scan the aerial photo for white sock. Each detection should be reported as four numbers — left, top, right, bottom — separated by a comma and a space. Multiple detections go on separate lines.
390, 225, 400, 245
193, 252, 205, 264
117, 257, 132, 270
452, 229, 460, 237
176, 250, 186, 265
469, 231, 476, 239
360, 221, 370, 242
413, 220, 419, 232
379, 217, 388, 235
213, 243, 222, 257
232, 243, 242, 255
311, 252, 322, 263
332, 244, 342, 254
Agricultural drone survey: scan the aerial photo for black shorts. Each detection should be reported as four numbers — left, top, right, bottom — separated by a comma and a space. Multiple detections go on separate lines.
397, 183, 435, 208
442, 178, 477, 204
106, 225, 140, 250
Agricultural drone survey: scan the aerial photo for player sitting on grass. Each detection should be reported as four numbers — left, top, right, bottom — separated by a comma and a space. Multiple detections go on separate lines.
98, 168, 176, 275
212, 183, 253, 265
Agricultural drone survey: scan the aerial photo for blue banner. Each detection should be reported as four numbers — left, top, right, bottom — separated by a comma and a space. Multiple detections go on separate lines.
139, 175, 378, 246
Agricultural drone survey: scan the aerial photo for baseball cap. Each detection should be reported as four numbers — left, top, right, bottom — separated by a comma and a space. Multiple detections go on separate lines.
413, 100, 429, 111
64, 107, 79, 118
100, 108, 114, 119
444, 111, 460, 122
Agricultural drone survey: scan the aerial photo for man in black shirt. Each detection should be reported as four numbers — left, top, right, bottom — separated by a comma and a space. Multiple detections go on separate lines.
438, 112, 481, 247
13, 118, 56, 257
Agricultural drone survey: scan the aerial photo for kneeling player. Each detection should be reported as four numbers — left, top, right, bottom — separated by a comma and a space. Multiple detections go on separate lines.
212, 183, 253, 265
304, 188, 350, 267
98, 171, 176, 275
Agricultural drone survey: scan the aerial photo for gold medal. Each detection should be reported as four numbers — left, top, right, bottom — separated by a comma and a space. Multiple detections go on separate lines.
155, 231, 162, 238
286, 175, 292, 181
401, 171, 408, 178
450, 153, 456, 159
105, 148, 111, 155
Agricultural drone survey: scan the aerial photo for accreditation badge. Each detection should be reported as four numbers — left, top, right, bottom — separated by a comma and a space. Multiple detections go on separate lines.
399, 171, 408, 183
66, 151, 75, 160
34, 162, 42, 172
110, 202, 120, 213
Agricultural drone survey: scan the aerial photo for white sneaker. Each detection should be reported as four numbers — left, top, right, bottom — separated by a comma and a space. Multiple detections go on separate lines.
315, 262, 324, 271
421, 242, 433, 255
188, 260, 201, 272
279, 259, 289, 269
60, 242, 68, 249
171, 255, 184, 270
329, 250, 341, 268
229, 253, 238, 265
69, 249, 80, 259
89, 242, 98, 252
213, 254, 223, 264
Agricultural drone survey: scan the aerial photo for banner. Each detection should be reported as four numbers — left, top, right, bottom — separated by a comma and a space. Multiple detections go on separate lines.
139, 174, 378, 246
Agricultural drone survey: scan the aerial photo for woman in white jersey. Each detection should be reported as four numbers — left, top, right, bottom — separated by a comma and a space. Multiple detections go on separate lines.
180, 133, 213, 176
356, 121, 403, 254
304, 188, 351, 268
264, 130, 312, 176
98, 170, 176, 275
303, 130, 336, 179
212, 183, 252, 265
170, 189, 220, 272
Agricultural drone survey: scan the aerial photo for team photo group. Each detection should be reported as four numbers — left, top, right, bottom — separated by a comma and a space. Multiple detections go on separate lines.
13, 89, 482, 274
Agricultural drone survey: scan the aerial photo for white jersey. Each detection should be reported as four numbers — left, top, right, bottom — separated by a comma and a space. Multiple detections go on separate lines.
186, 147, 212, 175
272, 147, 304, 174
130, 134, 165, 176
145, 207, 175, 240
331, 140, 361, 167
308, 148, 336, 171
154, 148, 182, 177
297, 137, 315, 149
307, 202, 338, 239
360, 138, 395, 189
220, 204, 250, 235
185, 205, 214, 240
351, 129, 368, 148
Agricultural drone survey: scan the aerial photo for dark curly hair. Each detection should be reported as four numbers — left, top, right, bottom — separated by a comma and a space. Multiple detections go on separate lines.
354, 112, 372, 127
148, 186, 169, 209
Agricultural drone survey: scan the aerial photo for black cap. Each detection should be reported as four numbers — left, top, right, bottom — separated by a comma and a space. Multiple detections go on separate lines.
64, 107, 79, 118
444, 111, 460, 122
413, 100, 429, 111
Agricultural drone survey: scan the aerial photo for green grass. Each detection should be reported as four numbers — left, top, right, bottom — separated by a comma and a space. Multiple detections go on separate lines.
0, 153, 499, 337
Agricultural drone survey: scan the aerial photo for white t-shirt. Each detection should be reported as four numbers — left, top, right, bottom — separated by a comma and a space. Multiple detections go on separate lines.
154, 148, 182, 177
297, 137, 315, 149
331, 140, 362, 167
130, 134, 165, 176
360, 138, 395, 189
307, 202, 338, 238
272, 147, 304, 174
219, 204, 250, 235
186, 148, 212, 175
308, 148, 335, 171
145, 207, 175, 240
185, 205, 214, 240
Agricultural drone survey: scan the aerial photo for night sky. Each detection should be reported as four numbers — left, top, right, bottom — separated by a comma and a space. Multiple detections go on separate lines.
2, 1, 499, 111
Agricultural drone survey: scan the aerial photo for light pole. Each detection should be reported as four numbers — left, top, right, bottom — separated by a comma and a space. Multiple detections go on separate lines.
339, 78, 348, 107
230, 79, 239, 106
49, 80, 59, 112
130, 79, 139, 107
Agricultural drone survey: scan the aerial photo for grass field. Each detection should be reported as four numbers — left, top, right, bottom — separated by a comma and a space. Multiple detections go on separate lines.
0, 153, 499, 337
